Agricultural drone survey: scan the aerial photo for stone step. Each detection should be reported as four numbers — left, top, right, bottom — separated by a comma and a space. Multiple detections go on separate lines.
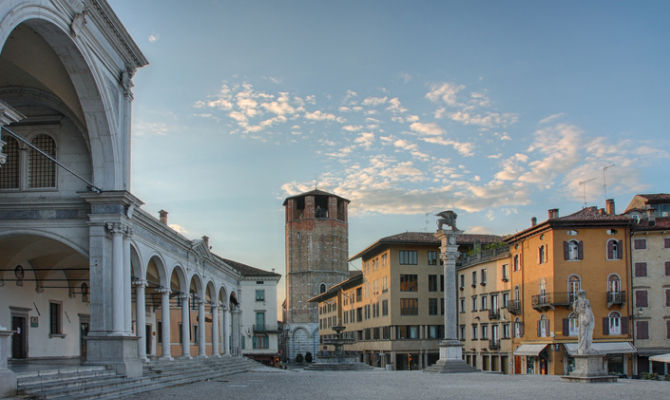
18, 372, 120, 394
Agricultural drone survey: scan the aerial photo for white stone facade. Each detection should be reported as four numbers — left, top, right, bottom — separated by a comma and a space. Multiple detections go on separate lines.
238, 273, 280, 364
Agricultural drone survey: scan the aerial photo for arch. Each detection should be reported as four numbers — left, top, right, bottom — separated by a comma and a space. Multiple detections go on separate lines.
169, 265, 187, 295
606, 239, 621, 260
319, 282, 327, 293
189, 273, 204, 300
218, 285, 228, 306
0, 11, 127, 189
129, 244, 143, 281
205, 281, 216, 305
607, 311, 622, 335
0, 229, 88, 258
607, 273, 622, 293
292, 326, 311, 338
567, 274, 581, 302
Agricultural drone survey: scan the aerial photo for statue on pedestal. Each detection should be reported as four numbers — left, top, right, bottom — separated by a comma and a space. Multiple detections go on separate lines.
436, 211, 458, 231
573, 291, 594, 355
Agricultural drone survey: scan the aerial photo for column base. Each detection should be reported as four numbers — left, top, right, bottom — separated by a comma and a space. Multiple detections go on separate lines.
159, 355, 174, 361
424, 339, 478, 373
84, 335, 142, 377
0, 369, 17, 398
561, 354, 617, 383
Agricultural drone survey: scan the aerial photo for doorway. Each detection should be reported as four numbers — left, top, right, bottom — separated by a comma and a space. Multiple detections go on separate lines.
79, 315, 90, 359
11, 315, 27, 359
146, 324, 152, 356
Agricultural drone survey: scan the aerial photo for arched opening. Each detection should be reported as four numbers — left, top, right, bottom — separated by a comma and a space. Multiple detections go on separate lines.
169, 266, 187, 358
0, 232, 89, 360
567, 275, 581, 303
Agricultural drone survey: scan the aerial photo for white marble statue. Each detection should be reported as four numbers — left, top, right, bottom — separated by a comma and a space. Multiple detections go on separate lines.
573, 291, 594, 355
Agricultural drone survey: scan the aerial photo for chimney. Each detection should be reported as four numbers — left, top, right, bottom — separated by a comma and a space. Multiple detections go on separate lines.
531, 217, 537, 227
159, 209, 168, 225
548, 208, 559, 220
202, 235, 210, 247
605, 199, 615, 215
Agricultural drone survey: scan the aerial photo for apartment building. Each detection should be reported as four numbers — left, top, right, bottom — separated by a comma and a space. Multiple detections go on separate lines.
624, 193, 670, 376
312, 232, 499, 370
504, 202, 635, 376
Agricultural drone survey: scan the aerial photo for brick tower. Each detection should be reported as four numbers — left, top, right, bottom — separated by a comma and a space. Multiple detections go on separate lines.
283, 189, 349, 359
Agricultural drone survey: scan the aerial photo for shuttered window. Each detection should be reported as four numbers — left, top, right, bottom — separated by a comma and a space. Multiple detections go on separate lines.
634, 262, 647, 277
665, 238, 670, 249
636, 321, 649, 340
635, 290, 648, 308
665, 261, 670, 276
634, 239, 646, 250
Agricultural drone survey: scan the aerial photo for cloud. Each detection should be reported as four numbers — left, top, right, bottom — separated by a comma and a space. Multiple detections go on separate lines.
447, 111, 518, 129
169, 224, 188, 235
409, 122, 443, 136
386, 97, 407, 113
342, 125, 363, 132
400, 72, 412, 84
304, 110, 345, 123
133, 121, 169, 136
539, 113, 565, 125
148, 33, 159, 43
362, 96, 388, 106
426, 82, 465, 105
421, 137, 475, 157
354, 132, 375, 149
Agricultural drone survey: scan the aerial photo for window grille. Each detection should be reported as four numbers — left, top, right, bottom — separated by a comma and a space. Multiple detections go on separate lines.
29, 135, 56, 188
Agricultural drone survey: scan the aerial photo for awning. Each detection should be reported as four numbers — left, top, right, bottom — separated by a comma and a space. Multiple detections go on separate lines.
649, 353, 670, 363
564, 342, 636, 356
513, 344, 548, 356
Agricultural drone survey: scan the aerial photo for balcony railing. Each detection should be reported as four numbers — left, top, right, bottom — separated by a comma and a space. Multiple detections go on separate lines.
253, 324, 280, 333
607, 291, 626, 307
489, 339, 500, 350
505, 300, 521, 315
531, 292, 573, 310
488, 309, 500, 320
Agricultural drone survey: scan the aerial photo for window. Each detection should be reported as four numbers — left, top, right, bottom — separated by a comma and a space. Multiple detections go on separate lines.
400, 298, 418, 315
481, 324, 489, 340
400, 274, 418, 291
472, 324, 478, 340
460, 298, 465, 313
471, 296, 478, 311
502, 323, 510, 339
635, 262, 648, 277
441, 298, 444, 315
356, 287, 362, 302
440, 275, 444, 291
491, 294, 499, 311
480, 269, 487, 285
255, 311, 265, 331
49, 302, 62, 336
607, 239, 623, 260
81, 282, 89, 303
320, 283, 326, 293
399, 250, 418, 265
357, 307, 363, 321
635, 290, 648, 308
0, 136, 19, 189
607, 312, 621, 335
427, 251, 438, 265
491, 324, 499, 342
480, 295, 488, 311
514, 286, 520, 301
382, 299, 388, 316
460, 325, 466, 340
240, 335, 245, 350
537, 315, 549, 337
397, 325, 419, 339
567, 275, 581, 302
255, 289, 265, 301
428, 298, 438, 315
513, 254, 519, 271
383, 326, 390, 339
665, 288, 670, 307
502, 292, 509, 308
29, 134, 56, 188
666, 261, 670, 276
382, 276, 388, 292
157, 321, 162, 344
253, 334, 269, 349
459, 274, 465, 289
538, 245, 546, 264
567, 312, 578, 336
636, 320, 649, 340
564, 240, 582, 260
514, 318, 522, 338
634, 239, 647, 250
428, 275, 438, 292
608, 274, 621, 294
472, 271, 477, 286
501, 264, 509, 281
667, 320, 670, 340
381, 254, 388, 267
665, 238, 670, 249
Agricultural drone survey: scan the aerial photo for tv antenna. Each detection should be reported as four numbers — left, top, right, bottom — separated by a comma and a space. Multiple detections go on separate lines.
602, 164, 615, 199
578, 177, 597, 208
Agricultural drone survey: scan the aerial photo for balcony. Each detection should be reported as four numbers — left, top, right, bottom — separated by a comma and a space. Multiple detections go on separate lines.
505, 300, 521, 315
501, 274, 509, 282
607, 291, 626, 308
488, 309, 500, 320
253, 324, 280, 333
531, 292, 572, 311
489, 339, 500, 350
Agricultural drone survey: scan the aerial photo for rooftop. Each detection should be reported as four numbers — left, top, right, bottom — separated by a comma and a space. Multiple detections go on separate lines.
282, 189, 350, 205
216, 257, 281, 278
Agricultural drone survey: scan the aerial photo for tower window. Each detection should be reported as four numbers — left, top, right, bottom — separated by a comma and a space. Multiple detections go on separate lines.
320, 283, 327, 293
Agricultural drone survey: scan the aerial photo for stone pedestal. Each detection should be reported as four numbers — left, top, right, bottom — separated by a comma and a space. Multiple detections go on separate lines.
85, 335, 143, 377
561, 354, 617, 383
0, 328, 17, 397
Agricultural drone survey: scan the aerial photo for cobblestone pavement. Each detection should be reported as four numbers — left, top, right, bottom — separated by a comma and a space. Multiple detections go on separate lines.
125, 368, 669, 400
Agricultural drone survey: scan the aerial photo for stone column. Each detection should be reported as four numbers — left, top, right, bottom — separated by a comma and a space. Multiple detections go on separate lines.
231, 307, 240, 356
211, 303, 220, 356
180, 294, 191, 358
198, 298, 206, 357
222, 305, 229, 355
133, 279, 147, 360
107, 223, 126, 335
124, 229, 132, 334
158, 287, 172, 360
0, 326, 16, 397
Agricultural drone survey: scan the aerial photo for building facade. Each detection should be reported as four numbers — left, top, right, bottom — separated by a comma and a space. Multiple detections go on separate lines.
226, 259, 281, 366
624, 194, 670, 376
505, 203, 635, 377
283, 189, 349, 360
457, 247, 513, 373
314, 232, 500, 370
0, 0, 244, 377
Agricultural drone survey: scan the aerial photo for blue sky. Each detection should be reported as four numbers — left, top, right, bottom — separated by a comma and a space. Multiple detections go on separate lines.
109, 1, 669, 302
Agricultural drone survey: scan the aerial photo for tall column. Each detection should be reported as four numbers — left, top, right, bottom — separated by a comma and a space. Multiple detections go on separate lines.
158, 287, 172, 360
198, 297, 206, 357
180, 294, 191, 358
231, 307, 240, 356
134, 279, 147, 360
212, 303, 220, 356
124, 229, 133, 334
428, 211, 477, 373
107, 223, 126, 335
222, 305, 229, 355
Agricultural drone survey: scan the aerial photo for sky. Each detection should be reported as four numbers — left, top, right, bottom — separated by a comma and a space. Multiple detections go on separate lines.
108, 0, 670, 305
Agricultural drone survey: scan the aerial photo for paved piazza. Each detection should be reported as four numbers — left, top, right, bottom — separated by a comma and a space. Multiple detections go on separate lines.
126, 367, 669, 400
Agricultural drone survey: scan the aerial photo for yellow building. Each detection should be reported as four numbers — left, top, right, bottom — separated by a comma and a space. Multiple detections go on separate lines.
457, 247, 513, 373
312, 232, 499, 370
504, 202, 635, 376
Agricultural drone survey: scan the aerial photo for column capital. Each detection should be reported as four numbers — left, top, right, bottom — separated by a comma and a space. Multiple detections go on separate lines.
132, 279, 147, 287
105, 222, 128, 235
156, 286, 170, 295
210, 303, 219, 310
178, 293, 190, 301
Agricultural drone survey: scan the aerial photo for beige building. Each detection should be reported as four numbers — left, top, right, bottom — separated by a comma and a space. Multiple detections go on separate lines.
312, 232, 499, 370
624, 194, 670, 377
457, 247, 513, 373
